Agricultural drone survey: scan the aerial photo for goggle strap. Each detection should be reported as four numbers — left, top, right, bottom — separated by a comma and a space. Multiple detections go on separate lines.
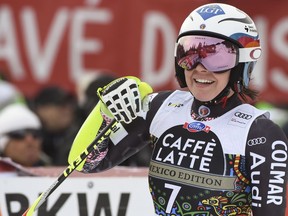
238, 47, 261, 62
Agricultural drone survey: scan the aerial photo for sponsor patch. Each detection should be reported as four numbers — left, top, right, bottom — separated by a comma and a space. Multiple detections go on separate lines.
198, 105, 210, 117
197, 4, 225, 20
229, 110, 253, 128
110, 122, 128, 144
247, 137, 266, 146
168, 102, 184, 108
183, 122, 210, 133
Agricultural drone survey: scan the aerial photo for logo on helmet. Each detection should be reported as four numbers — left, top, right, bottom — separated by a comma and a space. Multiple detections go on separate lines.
197, 5, 225, 20
200, 24, 206, 29
243, 25, 258, 33
250, 48, 262, 60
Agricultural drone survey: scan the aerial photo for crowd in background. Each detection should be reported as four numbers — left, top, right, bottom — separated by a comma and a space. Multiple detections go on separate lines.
0, 71, 153, 168
0, 71, 288, 168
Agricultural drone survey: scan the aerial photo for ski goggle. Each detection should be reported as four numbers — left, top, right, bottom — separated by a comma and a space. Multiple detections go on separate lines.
7, 129, 42, 140
175, 35, 261, 72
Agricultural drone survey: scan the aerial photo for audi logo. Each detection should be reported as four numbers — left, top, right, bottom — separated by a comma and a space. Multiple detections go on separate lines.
248, 137, 267, 146
234, 112, 252, 120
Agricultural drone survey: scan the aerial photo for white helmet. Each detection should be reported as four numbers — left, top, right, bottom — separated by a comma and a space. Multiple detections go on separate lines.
175, 3, 261, 92
0, 104, 41, 152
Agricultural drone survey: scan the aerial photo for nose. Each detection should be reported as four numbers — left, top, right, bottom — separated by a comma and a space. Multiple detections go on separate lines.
25, 133, 36, 140
24, 133, 41, 142
195, 63, 209, 72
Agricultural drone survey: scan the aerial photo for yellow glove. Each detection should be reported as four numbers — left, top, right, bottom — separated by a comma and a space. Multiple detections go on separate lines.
97, 76, 153, 124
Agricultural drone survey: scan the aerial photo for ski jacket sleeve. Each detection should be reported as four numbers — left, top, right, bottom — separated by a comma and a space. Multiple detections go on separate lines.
68, 91, 173, 173
246, 116, 288, 215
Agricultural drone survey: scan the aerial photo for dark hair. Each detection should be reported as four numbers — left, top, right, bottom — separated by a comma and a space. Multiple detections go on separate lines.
33, 86, 76, 107
82, 74, 116, 116
230, 63, 259, 103
239, 85, 259, 103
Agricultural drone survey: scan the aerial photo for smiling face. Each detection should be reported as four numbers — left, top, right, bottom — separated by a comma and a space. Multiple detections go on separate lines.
185, 63, 231, 102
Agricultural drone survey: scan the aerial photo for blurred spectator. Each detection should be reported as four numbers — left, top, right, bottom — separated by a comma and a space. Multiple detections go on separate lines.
31, 86, 81, 166
0, 104, 50, 167
80, 74, 117, 122
75, 72, 99, 109
0, 80, 25, 110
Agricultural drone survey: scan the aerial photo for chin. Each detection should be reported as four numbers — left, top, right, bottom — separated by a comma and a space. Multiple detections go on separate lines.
194, 95, 214, 102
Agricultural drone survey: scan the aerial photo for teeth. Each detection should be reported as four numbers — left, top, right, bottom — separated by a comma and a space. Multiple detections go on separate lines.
195, 79, 213, 84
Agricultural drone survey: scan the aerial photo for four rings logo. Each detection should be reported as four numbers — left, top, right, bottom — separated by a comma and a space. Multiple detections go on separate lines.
234, 112, 252, 120
248, 137, 267, 146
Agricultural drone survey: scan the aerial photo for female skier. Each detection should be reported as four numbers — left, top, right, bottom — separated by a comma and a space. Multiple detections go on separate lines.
69, 3, 288, 215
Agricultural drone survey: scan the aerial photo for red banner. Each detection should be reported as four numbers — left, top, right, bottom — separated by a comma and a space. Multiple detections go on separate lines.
0, 0, 288, 105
